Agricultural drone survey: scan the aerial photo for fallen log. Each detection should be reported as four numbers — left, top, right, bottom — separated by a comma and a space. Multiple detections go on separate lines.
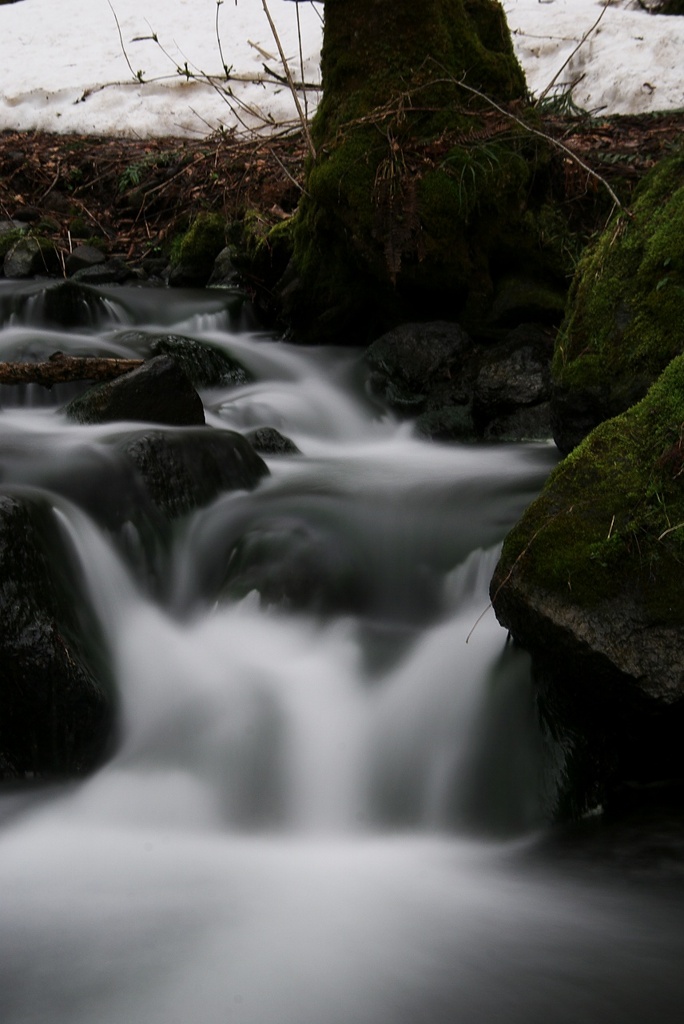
0, 352, 144, 388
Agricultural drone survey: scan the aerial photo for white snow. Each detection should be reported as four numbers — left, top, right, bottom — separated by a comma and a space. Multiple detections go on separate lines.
0, 0, 681, 138
504, 0, 684, 115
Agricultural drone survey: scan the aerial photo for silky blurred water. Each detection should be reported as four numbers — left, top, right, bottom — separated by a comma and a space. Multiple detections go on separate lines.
0, 283, 683, 1024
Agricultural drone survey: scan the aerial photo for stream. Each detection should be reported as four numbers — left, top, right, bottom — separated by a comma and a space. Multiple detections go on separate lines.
0, 282, 683, 1023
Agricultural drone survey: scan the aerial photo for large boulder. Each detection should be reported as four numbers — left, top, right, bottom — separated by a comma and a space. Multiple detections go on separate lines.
552, 149, 684, 454
65, 355, 205, 426
0, 494, 114, 779
119, 429, 269, 518
491, 355, 684, 815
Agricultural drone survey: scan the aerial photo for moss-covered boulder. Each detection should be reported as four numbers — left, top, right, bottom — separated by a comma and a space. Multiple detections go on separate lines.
552, 149, 684, 454
282, 0, 572, 343
491, 355, 684, 814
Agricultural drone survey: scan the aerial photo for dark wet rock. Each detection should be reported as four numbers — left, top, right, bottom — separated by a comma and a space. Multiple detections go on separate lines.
38, 280, 111, 328
366, 320, 554, 442
65, 355, 205, 426
550, 384, 608, 456
491, 355, 684, 816
484, 401, 552, 442
120, 429, 269, 518
149, 334, 252, 388
645, 0, 684, 12
208, 246, 242, 288
366, 321, 474, 412
415, 404, 476, 441
141, 256, 169, 280
216, 514, 369, 614
10, 204, 40, 222
71, 257, 135, 285
3, 236, 60, 278
244, 427, 300, 455
366, 321, 478, 439
474, 324, 553, 439
474, 326, 552, 415
0, 493, 114, 779
65, 244, 106, 277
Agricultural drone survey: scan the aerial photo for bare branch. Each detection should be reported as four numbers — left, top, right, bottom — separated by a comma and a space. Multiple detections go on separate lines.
259, 0, 316, 160
0, 354, 143, 389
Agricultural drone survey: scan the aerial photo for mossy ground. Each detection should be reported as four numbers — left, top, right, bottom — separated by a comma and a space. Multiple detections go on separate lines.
553, 149, 684, 413
498, 354, 684, 620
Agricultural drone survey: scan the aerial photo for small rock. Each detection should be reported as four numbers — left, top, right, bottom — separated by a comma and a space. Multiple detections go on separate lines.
10, 205, 41, 223
208, 246, 242, 288
0, 219, 27, 236
245, 427, 300, 455
71, 258, 134, 285
65, 244, 107, 277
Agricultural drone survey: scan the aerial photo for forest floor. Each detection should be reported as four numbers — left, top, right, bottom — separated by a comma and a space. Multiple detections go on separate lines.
0, 108, 682, 268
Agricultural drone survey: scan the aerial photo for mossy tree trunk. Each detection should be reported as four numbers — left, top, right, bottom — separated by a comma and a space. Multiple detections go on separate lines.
286, 0, 568, 343
315, 0, 525, 133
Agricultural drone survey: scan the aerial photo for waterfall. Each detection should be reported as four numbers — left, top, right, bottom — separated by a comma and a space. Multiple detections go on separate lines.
0, 285, 682, 1024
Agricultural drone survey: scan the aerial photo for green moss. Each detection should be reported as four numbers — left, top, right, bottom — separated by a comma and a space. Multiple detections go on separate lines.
553, 149, 684, 415
232, 208, 296, 290
316, 0, 525, 137
170, 212, 226, 281
499, 353, 684, 618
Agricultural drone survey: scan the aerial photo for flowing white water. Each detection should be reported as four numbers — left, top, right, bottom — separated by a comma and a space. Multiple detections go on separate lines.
0, 286, 683, 1024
